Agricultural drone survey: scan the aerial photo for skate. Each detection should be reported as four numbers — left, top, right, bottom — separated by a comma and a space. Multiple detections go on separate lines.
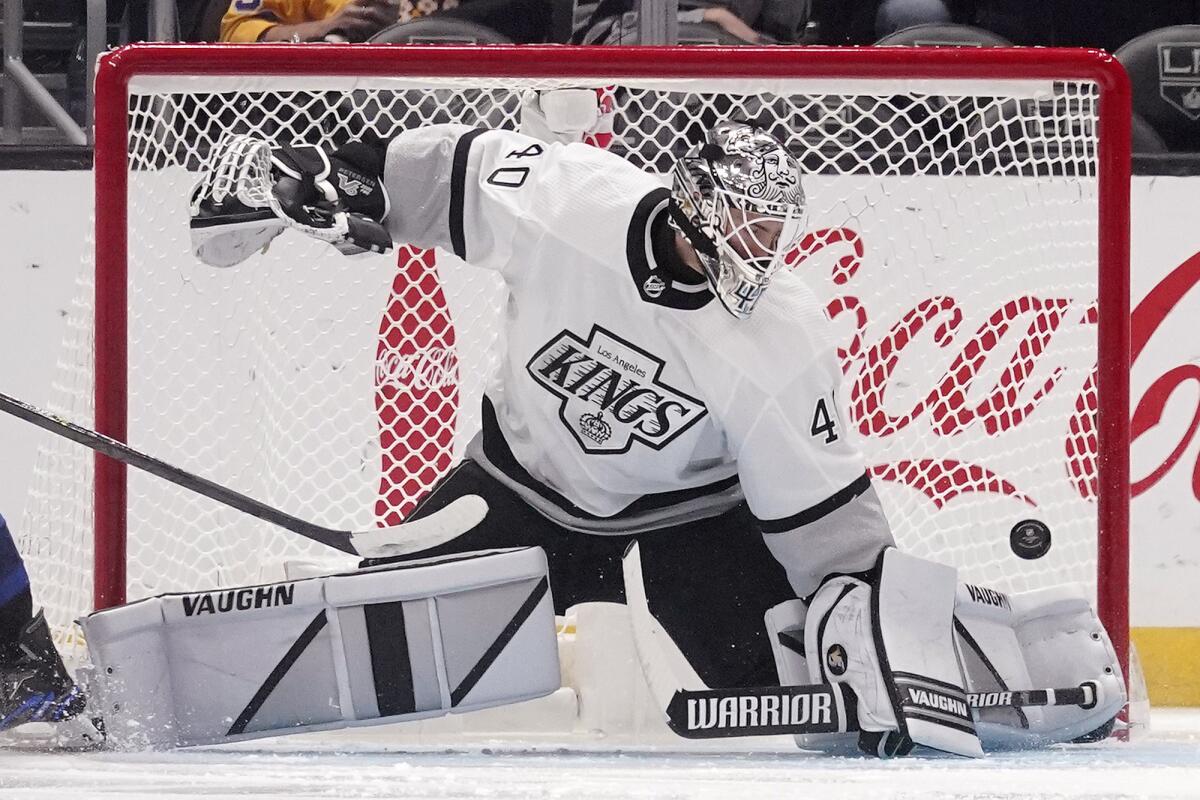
0, 609, 88, 731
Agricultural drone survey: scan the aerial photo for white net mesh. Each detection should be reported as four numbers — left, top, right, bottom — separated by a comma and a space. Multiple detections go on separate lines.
20, 68, 1114, 667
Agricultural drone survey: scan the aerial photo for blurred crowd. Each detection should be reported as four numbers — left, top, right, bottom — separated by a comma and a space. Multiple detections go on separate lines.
11, 0, 1200, 151
203, 0, 1200, 48
23, 0, 1199, 48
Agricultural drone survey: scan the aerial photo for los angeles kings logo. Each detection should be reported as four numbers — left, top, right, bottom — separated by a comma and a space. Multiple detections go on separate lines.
527, 326, 707, 454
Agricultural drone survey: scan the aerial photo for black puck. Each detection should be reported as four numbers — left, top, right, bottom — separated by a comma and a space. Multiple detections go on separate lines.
1010, 519, 1052, 560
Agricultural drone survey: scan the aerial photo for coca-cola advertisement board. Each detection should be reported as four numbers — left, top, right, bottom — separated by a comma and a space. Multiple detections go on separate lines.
1128, 177, 1200, 627
0, 169, 1197, 639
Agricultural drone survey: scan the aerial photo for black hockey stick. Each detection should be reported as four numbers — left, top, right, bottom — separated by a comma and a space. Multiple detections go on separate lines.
0, 390, 487, 559
665, 681, 1101, 739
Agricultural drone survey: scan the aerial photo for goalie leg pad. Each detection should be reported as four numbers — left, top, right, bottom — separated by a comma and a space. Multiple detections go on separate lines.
803, 549, 983, 758
769, 578, 1127, 753
953, 583, 1126, 749
79, 547, 559, 749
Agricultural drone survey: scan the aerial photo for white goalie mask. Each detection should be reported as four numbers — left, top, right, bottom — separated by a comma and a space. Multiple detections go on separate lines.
669, 121, 807, 319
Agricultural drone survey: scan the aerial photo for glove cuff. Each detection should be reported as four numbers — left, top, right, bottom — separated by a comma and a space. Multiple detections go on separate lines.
329, 138, 389, 221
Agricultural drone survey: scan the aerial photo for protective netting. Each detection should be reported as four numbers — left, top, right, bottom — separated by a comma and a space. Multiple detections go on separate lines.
20, 70, 1112, 667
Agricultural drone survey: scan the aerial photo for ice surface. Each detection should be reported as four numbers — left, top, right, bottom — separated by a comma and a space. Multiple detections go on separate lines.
0, 709, 1197, 800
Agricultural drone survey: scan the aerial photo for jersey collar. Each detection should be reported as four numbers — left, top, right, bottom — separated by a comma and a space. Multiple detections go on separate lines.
626, 188, 713, 311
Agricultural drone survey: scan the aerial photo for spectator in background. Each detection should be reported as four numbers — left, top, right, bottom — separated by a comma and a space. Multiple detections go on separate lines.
579, 4, 770, 43
714, 0, 826, 43
220, 0, 555, 43
574, 0, 780, 43
809, 0, 952, 43
875, 0, 951, 37
699, 5, 772, 41
701, 0, 808, 42
577, 0, 954, 46
220, 0, 402, 42
421, 0, 552, 44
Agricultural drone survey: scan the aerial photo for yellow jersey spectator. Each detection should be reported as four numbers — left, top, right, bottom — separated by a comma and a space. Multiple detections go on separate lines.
220, 0, 442, 42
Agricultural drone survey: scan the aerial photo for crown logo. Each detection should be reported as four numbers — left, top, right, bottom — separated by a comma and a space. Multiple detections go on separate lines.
1184, 87, 1200, 110
578, 412, 612, 444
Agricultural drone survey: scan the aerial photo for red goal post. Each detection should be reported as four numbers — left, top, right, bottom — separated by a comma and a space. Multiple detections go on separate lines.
70, 44, 1130, 676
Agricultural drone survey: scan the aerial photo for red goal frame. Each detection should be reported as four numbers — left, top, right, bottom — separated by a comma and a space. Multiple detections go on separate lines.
90, 43, 1131, 675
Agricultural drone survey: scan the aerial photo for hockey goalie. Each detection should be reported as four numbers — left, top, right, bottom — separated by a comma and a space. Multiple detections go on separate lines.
72, 91, 1126, 757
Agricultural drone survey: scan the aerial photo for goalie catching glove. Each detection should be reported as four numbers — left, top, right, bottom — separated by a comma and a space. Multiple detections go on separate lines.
189, 134, 392, 268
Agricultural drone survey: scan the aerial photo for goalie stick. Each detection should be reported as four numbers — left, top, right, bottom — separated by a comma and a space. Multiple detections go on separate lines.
665, 681, 1102, 739
0, 390, 486, 559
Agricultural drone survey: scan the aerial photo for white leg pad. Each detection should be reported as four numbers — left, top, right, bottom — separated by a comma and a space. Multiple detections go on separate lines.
764, 599, 810, 687
79, 547, 559, 749
954, 583, 1127, 748
767, 598, 863, 753
800, 550, 983, 757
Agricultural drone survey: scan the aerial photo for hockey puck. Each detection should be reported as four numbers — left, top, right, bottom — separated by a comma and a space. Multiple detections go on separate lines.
1010, 519, 1052, 560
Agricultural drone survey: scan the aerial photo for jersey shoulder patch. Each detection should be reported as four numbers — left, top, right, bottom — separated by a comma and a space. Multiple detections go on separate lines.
624, 188, 714, 311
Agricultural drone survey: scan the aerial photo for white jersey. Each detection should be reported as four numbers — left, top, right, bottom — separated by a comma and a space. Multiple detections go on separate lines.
382, 124, 893, 596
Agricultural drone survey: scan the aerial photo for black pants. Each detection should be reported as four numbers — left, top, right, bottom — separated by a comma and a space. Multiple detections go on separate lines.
368, 460, 796, 688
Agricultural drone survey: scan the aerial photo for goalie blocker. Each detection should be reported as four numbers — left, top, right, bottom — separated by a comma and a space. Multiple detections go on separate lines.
79, 547, 559, 749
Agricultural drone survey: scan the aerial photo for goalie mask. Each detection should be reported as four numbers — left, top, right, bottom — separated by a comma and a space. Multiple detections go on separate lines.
669, 121, 807, 319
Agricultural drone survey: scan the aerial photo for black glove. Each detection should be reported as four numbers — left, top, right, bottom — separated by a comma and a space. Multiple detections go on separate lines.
271, 137, 393, 256
189, 133, 393, 267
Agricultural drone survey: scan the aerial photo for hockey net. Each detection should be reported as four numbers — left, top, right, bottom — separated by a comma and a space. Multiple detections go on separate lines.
19, 45, 1128, 675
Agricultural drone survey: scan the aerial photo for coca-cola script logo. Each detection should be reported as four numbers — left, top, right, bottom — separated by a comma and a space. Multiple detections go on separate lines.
787, 227, 1093, 510
376, 347, 458, 391
789, 230, 1200, 511
1128, 251, 1200, 503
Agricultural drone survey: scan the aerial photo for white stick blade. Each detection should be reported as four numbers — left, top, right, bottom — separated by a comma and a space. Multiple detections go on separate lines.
349, 494, 489, 558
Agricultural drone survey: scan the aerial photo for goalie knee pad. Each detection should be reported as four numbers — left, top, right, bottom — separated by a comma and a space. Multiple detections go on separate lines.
79, 547, 559, 749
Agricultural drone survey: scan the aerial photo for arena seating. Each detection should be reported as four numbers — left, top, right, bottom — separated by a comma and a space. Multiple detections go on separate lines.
369, 17, 513, 45
874, 22, 1012, 47
1115, 24, 1200, 153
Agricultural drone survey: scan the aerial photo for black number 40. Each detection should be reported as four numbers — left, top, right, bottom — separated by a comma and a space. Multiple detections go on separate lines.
485, 143, 545, 188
